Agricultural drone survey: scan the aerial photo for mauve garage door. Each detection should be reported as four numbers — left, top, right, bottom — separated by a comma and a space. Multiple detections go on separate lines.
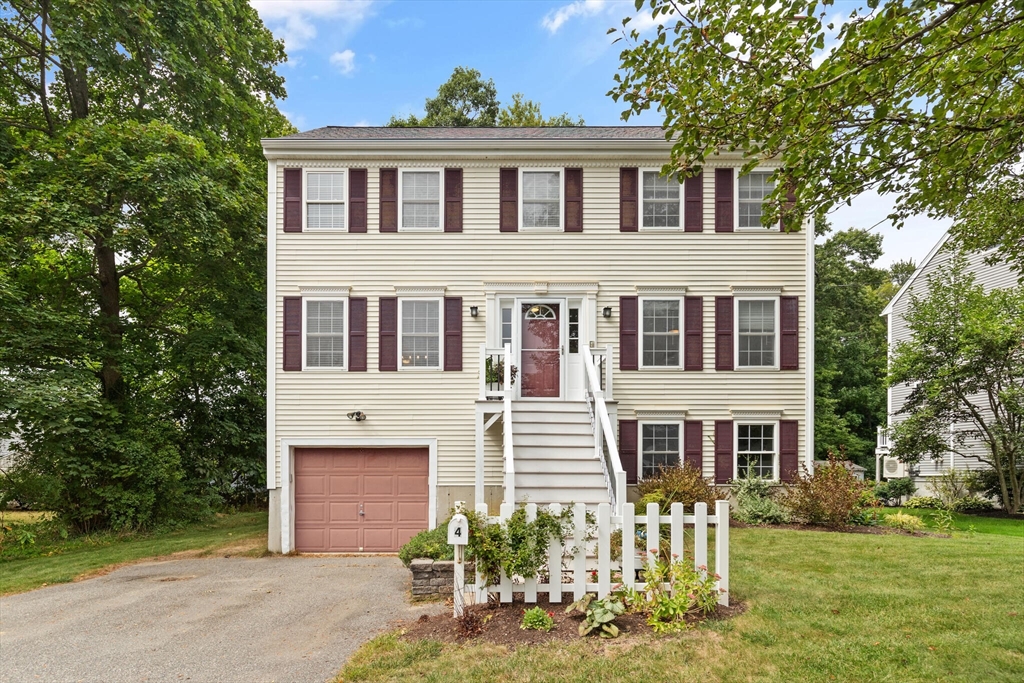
294, 447, 429, 552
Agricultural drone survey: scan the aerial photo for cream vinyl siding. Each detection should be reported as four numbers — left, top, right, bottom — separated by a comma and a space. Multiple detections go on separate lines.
272, 158, 810, 488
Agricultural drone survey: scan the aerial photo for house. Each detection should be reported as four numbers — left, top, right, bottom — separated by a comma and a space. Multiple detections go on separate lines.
261, 127, 814, 553
813, 459, 866, 481
874, 232, 1017, 489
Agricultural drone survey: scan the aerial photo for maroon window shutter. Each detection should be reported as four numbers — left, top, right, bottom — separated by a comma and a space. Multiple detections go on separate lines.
378, 297, 398, 371
283, 296, 302, 371
714, 168, 734, 233
619, 419, 638, 485
283, 168, 302, 233
779, 420, 799, 481
684, 296, 703, 371
715, 296, 734, 371
684, 421, 703, 472
349, 169, 367, 233
714, 420, 734, 483
684, 172, 703, 232
565, 168, 583, 232
379, 168, 398, 232
619, 168, 638, 232
499, 168, 518, 232
444, 168, 463, 233
780, 296, 799, 370
444, 296, 463, 371
619, 296, 639, 371
349, 297, 367, 371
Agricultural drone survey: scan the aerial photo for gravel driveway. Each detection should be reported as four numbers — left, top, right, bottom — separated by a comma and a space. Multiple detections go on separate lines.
0, 555, 442, 683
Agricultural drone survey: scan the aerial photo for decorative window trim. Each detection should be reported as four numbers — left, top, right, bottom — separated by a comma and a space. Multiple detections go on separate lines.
398, 168, 444, 232
638, 167, 684, 231
394, 285, 447, 297
636, 285, 688, 296
398, 297, 444, 371
735, 167, 781, 232
303, 168, 347, 232
519, 168, 564, 232
638, 420, 685, 481
524, 303, 558, 320
730, 285, 782, 296
639, 296, 684, 369
730, 409, 784, 420
301, 296, 348, 371
635, 409, 687, 420
734, 296, 780, 370
734, 421, 780, 481
483, 281, 600, 295
298, 285, 352, 296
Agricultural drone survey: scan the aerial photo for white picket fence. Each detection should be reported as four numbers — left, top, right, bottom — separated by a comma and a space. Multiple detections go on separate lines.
462, 500, 730, 608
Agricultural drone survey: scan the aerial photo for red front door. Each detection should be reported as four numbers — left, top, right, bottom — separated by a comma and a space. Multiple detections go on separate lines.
521, 303, 560, 398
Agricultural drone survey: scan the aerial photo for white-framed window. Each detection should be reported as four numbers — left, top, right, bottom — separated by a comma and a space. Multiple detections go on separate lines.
399, 298, 442, 369
304, 169, 346, 230
735, 422, 778, 480
640, 168, 682, 230
520, 168, 563, 230
640, 422, 682, 479
640, 298, 683, 368
302, 298, 347, 370
737, 170, 777, 230
735, 297, 779, 369
500, 305, 513, 349
399, 169, 443, 231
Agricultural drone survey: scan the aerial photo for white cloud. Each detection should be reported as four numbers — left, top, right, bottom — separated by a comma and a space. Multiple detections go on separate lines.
330, 49, 357, 75
542, 0, 607, 34
352, 120, 372, 127
251, 1, 375, 52
279, 109, 307, 130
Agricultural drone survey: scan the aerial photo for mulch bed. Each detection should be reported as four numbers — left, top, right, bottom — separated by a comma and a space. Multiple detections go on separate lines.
729, 520, 942, 537
399, 594, 745, 649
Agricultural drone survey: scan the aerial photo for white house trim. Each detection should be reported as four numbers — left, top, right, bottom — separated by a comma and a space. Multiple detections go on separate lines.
730, 285, 783, 295
734, 296, 781, 371
518, 167, 564, 232
484, 281, 600, 295
805, 216, 816, 468
394, 285, 447, 297
636, 285, 688, 296
731, 409, 784, 420
637, 167, 685, 232
298, 285, 351, 296
301, 296, 349, 372
734, 420, 781, 481
266, 160, 277, 489
635, 409, 687, 420
398, 167, 444, 233
880, 231, 951, 316
638, 295, 686, 370
278, 437, 439, 554
302, 167, 347, 232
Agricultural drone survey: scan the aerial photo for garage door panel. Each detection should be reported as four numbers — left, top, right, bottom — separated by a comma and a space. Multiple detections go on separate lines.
363, 475, 396, 495
395, 452, 427, 469
295, 501, 328, 523
329, 501, 359, 523
330, 453, 361, 470
295, 474, 327, 496
328, 474, 359, 496
294, 528, 327, 552
363, 453, 395, 470
362, 501, 395, 522
396, 475, 429, 496
396, 501, 428, 522
362, 527, 397, 552
328, 528, 359, 551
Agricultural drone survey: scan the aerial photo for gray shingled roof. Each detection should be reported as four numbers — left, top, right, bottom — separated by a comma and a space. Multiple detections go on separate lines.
278, 126, 669, 141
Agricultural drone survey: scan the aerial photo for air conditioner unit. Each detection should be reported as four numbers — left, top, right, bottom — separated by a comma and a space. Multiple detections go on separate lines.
882, 456, 907, 479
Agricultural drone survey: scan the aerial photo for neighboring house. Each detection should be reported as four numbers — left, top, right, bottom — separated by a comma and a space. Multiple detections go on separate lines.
813, 459, 866, 481
875, 233, 1017, 490
262, 127, 814, 553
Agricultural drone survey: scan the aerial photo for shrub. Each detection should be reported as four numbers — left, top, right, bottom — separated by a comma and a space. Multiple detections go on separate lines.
929, 469, 983, 509
398, 525, 453, 567
637, 552, 722, 632
882, 512, 926, 531
874, 477, 916, 506
732, 476, 790, 525
905, 496, 944, 509
950, 495, 995, 513
520, 606, 555, 632
976, 466, 1024, 512
783, 452, 866, 528
566, 593, 626, 638
636, 464, 727, 509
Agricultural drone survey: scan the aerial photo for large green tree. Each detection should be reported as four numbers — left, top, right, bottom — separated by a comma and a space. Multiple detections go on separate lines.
610, 1, 1024, 266
0, 1, 290, 530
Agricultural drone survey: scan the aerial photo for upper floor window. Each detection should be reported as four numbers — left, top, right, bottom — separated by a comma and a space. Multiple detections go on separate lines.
642, 423, 681, 478
306, 171, 345, 230
737, 423, 776, 479
400, 298, 441, 368
738, 171, 775, 229
641, 298, 681, 368
522, 170, 561, 229
641, 170, 681, 229
304, 299, 346, 369
401, 170, 442, 231
737, 298, 777, 368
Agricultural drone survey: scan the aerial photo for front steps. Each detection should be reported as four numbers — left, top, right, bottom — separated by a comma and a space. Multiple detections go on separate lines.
510, 400, 612, 508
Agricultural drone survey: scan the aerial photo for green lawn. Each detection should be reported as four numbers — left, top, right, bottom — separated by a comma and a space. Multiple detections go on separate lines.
882, 508, 1024, 537
0, 511, 267, 595
338, 526, 1024, 683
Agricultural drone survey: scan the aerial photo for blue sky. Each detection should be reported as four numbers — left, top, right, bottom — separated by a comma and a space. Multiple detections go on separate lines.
251, 0, 948, 267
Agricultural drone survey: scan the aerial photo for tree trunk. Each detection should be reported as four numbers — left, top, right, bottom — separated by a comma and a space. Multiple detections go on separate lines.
95, 234, 125, 405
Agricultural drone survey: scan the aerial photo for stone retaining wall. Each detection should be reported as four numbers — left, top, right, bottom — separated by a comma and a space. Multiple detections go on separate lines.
410, 559, 474, 599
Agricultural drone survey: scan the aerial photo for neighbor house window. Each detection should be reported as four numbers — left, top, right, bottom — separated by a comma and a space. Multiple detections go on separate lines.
642, 423, 680, 478
304, 299, 346, 369
522, 170, 561, 228
737, 298, 777, 368
306, 171, 345, 230
738, 171, 775, 229
400, 299, 440, 368
401, 170, 441, 230
641, 170, 681, 229
737, 423, 776, 479
641, 299, 681, 367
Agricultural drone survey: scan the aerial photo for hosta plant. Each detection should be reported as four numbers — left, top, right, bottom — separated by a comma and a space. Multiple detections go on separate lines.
566, 594, 625, 638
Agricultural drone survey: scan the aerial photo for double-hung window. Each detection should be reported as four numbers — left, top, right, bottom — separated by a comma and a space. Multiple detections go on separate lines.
400, 170, 442, 231
641, 423, 681, 479
641, 170, 681, 229
400, 299, 441, 368
737, 298, 778, 368
738, 171, 776, 229
303, 298, 347, 369
641, 299, 682, 367
737, 423, 777, 479
305, 170, 345, 230
521, 170, 562, 229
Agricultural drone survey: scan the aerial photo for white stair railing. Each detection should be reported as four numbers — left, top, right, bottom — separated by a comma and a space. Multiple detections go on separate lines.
583, 346, 626, 514
502, 343, 514, 506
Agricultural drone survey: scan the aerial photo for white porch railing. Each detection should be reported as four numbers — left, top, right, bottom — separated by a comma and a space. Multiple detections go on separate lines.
876, 425, 890, 450
501, 343, 514, 506
583, 345, 626, 514
466, 501, 730, 608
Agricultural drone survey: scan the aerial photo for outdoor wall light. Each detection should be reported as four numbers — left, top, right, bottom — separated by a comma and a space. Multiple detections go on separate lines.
346, 411, 367, 422
603, 306, 613, 318
470, 306, 479, 317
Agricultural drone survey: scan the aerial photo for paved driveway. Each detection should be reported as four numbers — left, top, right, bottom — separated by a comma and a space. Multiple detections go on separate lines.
0, 555, 442, 683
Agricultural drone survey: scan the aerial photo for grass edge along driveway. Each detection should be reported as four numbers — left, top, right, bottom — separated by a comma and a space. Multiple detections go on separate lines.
337, 524, 1024, 683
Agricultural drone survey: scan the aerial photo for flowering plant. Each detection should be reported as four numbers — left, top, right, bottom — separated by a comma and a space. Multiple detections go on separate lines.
632, 551, 723, 632
520, 606, 555, 632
